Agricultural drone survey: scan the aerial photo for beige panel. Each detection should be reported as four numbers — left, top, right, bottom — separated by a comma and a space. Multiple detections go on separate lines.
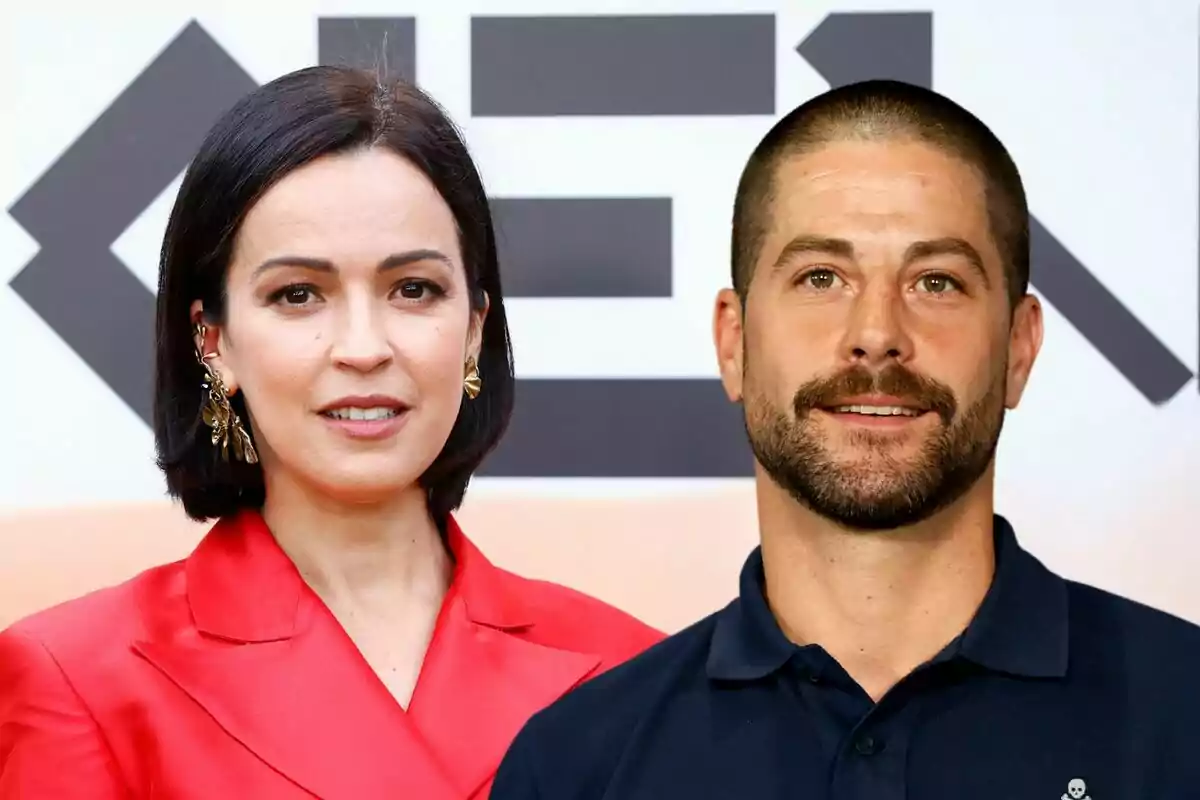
4, 488, 1199, 634
0, 492, 760, 633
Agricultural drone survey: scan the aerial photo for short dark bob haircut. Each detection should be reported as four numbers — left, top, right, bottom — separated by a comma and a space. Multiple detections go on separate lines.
153, 65, 514, 528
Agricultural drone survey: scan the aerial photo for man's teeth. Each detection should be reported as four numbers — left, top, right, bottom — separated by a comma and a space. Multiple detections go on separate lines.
325, 407, 400, 421
832, 405, 920, 417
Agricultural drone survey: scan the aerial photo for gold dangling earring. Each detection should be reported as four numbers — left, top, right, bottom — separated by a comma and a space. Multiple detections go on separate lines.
463, 356, 482, 400
195, 324, 259, 464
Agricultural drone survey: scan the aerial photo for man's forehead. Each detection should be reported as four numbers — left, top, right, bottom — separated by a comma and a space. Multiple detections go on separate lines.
769, 139, 987, 195
763, 144, 993, 243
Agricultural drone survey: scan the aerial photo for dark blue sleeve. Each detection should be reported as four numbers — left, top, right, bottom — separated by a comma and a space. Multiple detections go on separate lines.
490, 726, 545, 800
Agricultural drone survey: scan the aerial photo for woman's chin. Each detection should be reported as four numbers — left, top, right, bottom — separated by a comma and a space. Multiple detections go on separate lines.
300, 468, 428, 509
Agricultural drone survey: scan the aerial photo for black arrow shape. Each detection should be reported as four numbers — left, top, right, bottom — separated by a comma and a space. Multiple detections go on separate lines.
797, 11, 1193, 404
797, 12, 933, 90
7, 21, 258, 423
472, 14, 776, 117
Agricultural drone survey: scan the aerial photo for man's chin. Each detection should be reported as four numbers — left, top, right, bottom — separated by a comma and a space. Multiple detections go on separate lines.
820, 449, 930, 480
791, 459, 935, 505
824, 420, 940, 449
817, 481, 926, 513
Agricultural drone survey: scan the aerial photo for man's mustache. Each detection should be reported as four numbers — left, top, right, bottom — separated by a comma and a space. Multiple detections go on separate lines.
792, 364, 957, 425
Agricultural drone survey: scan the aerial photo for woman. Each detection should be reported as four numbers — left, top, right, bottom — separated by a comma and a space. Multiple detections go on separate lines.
0, 66, 662, 798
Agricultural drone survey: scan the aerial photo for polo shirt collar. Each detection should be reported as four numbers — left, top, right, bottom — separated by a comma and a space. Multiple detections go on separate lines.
707, 514, 1069, 682
955, 515, 1069, 678
706, 545, 795, 681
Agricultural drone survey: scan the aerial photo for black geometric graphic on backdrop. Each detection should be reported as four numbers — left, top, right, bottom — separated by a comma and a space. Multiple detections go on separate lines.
470, 14, 776, 116
7, 14, 1192, 483
8, 22, 257, 423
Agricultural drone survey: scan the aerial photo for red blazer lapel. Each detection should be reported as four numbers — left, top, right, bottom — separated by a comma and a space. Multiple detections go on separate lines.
408, 520, 602, 798
132, 511, 460, 800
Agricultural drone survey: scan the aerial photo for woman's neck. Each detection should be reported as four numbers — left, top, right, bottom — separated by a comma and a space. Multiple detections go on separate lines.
260, 475, 452, 611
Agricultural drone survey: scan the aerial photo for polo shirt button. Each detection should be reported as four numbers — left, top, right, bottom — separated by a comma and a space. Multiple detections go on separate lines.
854, 735, 881, 756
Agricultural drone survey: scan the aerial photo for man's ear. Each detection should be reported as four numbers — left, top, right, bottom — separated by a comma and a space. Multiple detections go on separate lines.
190, 300, 238, 394
713, 289, 746, 403
1004, 293, 1043, 410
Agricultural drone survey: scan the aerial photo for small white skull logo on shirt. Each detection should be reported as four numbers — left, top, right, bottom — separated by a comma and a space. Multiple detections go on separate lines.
1062, 778, 1090, 800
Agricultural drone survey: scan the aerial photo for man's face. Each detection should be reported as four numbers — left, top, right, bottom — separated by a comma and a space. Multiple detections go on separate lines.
714, 139, 1042, 530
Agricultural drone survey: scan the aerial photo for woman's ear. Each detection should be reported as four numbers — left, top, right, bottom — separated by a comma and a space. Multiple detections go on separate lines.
467, 291, 490, 362
189, 300, 238, 394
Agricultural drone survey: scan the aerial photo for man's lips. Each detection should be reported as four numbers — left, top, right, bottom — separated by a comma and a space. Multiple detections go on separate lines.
818, 395, 931, 418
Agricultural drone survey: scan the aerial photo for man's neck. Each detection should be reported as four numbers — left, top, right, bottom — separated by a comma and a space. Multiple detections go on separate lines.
756, 469, 997, 701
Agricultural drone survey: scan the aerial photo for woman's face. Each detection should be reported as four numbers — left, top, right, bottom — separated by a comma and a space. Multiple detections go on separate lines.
193, 147, 485, 505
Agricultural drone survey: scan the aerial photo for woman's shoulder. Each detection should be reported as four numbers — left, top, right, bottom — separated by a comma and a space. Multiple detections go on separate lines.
0, 557, 189, 674
500, 569, 666, 663
451, 517, 666, 661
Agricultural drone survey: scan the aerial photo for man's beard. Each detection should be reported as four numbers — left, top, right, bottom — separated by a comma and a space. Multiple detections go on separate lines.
744, 362, 1006, 531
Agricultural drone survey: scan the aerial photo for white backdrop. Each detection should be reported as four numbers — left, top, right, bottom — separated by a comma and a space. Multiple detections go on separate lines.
2, 0, 1198, 626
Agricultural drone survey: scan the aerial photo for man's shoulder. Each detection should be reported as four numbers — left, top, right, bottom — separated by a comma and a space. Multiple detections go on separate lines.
1066, 578, 1200, 697
1067, 579, 1200, 653
1062, 579, 1200, 783
491, 609, 724, 797
507, 608, 722, 764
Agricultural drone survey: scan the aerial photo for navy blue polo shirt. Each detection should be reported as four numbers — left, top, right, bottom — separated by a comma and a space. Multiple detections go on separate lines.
491, 515, 1200, 799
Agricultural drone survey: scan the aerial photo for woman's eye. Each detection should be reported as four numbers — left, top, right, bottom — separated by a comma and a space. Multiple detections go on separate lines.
283, 286, 313, 304
398, 281, 427, 300
269, 284, 319, 306
395, 280, 445, 302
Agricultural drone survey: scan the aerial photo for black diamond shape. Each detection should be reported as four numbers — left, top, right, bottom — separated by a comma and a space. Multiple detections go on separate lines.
7, 21, 258, 423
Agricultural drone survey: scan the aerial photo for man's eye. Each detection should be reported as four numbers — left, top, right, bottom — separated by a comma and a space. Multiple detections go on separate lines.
917, 274, 962, 295
802, 269, 838, 290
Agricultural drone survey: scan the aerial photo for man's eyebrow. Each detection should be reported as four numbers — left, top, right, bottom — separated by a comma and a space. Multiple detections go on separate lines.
770, 235, 856, 272
904, 238, 990, 286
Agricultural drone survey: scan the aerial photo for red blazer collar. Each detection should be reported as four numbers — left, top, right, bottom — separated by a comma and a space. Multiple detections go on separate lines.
186, 509, 533, 643
444, 512, 534, 631
150, 510, 600, 799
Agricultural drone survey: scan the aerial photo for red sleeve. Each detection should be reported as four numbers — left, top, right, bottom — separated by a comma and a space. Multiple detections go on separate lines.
0, 626, 127, 797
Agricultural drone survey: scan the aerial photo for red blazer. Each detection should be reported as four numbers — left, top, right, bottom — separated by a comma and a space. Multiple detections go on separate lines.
0, 510, 663, 798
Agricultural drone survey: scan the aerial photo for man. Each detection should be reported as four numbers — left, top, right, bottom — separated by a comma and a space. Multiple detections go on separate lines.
489, 79, 1200, 798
